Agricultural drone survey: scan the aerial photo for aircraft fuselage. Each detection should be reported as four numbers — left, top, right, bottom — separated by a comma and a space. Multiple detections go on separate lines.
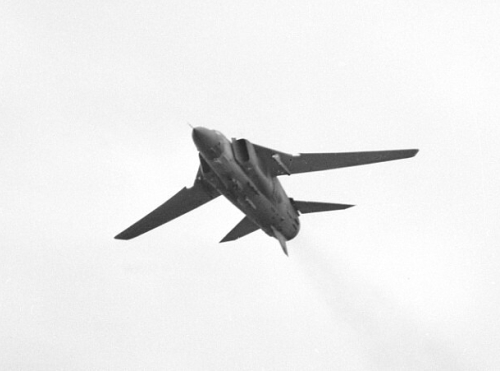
115, 126, 418, 256
192, 127, 300, 243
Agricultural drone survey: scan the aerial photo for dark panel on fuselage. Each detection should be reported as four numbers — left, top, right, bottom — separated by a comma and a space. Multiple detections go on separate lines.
232, 139, 250, 163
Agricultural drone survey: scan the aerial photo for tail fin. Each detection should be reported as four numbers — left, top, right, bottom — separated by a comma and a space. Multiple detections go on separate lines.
291, 199, 354, 214
271, 226, 288, 256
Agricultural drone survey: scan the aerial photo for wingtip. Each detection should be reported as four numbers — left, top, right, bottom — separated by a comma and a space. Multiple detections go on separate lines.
114, 232, 130, 240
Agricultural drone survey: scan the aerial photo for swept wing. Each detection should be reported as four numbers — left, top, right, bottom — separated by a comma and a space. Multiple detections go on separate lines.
253, 145, 419, 176
115, 171, 219, 240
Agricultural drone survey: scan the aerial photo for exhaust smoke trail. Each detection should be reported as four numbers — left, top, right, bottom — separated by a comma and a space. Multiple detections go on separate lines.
292, 232, 467, 371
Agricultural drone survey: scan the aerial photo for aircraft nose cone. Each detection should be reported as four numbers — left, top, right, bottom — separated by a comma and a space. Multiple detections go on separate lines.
192, 127, 213, 148
192, 126, 209, 143
192, 127, 221, 158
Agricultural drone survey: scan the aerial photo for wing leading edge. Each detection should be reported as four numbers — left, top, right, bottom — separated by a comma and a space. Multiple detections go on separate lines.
253, 145, 419, 176
115, 172, 219, 240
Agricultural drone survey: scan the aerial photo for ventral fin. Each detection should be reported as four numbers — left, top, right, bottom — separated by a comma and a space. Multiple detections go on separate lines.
271, 226, 288, 256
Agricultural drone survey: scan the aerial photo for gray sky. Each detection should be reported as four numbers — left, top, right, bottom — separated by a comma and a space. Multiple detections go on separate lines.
1, 1, 499, 370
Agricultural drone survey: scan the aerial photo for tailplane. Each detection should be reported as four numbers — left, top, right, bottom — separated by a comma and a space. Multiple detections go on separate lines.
220, 216, 260, 243
291, 199, 354, 214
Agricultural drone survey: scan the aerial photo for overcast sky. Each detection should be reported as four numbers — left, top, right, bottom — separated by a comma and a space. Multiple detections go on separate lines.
1, 1, 499, 370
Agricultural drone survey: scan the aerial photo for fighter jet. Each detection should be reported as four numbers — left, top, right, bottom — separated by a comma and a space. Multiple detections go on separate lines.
115, 127, 418, 255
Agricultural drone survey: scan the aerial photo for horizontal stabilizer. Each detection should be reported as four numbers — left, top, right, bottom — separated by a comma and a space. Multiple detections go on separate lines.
220, 216, 260, 243
292, 200, 354, 214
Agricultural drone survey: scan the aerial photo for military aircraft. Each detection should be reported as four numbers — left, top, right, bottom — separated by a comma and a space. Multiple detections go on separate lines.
115, 127, 418, 255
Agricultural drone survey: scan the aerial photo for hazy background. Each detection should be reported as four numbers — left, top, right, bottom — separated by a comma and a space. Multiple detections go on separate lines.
1, 1, 499, 370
